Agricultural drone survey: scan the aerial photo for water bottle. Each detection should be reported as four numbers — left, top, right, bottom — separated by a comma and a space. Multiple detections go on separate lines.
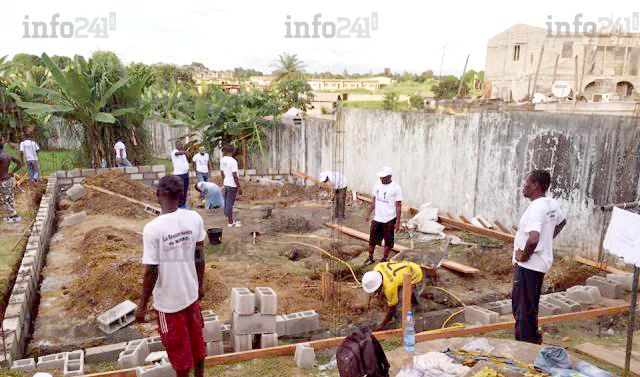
404, 309, 416, 352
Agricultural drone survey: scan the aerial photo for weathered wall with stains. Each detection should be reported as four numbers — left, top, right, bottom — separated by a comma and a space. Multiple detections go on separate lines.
266, 108, 640, 256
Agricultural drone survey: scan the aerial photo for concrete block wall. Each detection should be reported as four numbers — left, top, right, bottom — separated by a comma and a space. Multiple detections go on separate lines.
56, 165, 167, 188
1, 175, 58, 366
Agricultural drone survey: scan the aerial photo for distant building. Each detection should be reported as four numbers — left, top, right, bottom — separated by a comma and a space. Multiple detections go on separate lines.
485, 23, 640, 101
307, 93, 347, 114
308, 76, 395, 91
249, 76, 277, 88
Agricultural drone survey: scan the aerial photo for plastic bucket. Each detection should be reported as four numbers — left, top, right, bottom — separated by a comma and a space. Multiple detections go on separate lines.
207, 228, 222, 244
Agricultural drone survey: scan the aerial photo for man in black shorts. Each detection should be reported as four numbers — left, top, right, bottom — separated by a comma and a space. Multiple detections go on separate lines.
366, 166, 403, 265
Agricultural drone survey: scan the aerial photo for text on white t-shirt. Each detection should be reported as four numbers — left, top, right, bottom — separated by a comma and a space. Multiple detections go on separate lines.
192, 153, 210, 173
221, 156, 238, 187
372, 181, 403, 223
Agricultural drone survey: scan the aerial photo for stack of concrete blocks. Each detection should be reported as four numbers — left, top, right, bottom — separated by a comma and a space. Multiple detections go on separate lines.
540, 292, 581, 313
118, 339, 150, 369
294, 343, 315, 369
566, 285, 603, 304
276, 311, 321, 337
56, 165, 167, 188
85, 342, 127, 364
37, 352, 67, 370
11, 357, 36, 372
202, 310, 223, 356
136, 359, 177, 377
1, 176, 58, 366
481, 299, 512, 314
606, 273, 639, 291
464, 305, 499, 325
230, 287, 278, 352
97, 300, 138, 334
586, 276, 624, 299
146, 335, 165, 352
63, 350, 84, 376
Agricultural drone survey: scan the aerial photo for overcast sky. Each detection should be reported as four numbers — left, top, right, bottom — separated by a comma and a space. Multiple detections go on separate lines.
0, 0, 634, 76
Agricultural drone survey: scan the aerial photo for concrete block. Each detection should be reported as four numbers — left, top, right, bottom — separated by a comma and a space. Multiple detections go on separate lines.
4, 303, 25, 322
72, 177, 86, 184
3, 317, 22, 340
66, 184, 86, 201
283, 310, 320, 336
232, 312, 276, 335
138, 166, 152, 173
481, 299, 512, 315
12, 358, 35, 371
131, 173, 144, 180
201, 309, 216, 317
143, 173, 157, 180
221, 323, 231, 342
255, 287, 278, 315
276, 315, 286, 336
61, 211, 88, 227
136, 360, 177, 377
607, 273, 638, 291
81, 169, 96, 176
0, 352, 12, 368
125, 167, 139, 174
59, 178, 73, 185
64, 350, 84, 376
538, 301, 562, 316
146, 335, 164, 352
66, 169, 82, 178
152, 165, 166, 172
542, 293, 581, 313
206, 341, 224, 356
204, 319, 222, 342
246, 169, 257, 175
85, 342, 127, 364
566, 285, 602, 304
158, 172, 166, 178
464, 305, 499, 325
232, 334, 252, 352
294, 343, 315, 369
586, 276, 624, 299
110, 167, 125, 174
56, 171, 67, 178
98, 300, 138, 334
231, 287, 255, 315
118, 339, 149, 368
97, 168, 110, 175
37, 352, 67, 370
260, 333, 278, 348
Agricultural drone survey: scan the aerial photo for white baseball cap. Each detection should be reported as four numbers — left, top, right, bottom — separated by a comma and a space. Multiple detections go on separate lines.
318, 172, 329, 182
376, 166, 392, 177
362, 271, 383, 293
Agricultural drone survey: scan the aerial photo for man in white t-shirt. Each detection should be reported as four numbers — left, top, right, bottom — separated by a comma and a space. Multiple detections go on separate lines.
366, 166, 403, 265
19, 135, 40, 183
135, 175, 207, 377
512, 169, 566, 345
220, 146, 241, 227
318, 171, 348, 219
192, 147, 211, 200
170, 141, 190, 209
113, 138, 133, 167
194, 181, 223, 209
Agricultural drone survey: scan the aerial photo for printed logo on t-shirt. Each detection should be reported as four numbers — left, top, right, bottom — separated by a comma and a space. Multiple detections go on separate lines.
161, 230, 196, 262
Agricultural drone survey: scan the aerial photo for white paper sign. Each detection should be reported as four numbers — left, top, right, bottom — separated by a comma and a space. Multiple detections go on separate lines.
603, 207, 640, 266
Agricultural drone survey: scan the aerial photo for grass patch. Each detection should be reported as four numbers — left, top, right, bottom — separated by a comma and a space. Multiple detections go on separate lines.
3, 145, 76, 176
147, 158, 173, 173
205, 355, 336, 377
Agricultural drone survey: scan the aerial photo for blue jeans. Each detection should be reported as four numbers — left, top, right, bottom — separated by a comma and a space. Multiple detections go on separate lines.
116, 158, 132, 167
27, 161, 40, 183
205, 188, 224, 209
175, 173, 189, 208
196, 172, 209, 182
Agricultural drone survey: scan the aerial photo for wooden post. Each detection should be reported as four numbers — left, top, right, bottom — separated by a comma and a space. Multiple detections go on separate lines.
456, 54, 470, 98
551, 55, 559, 86
402, 274, 412, 333
574, 55, 579, 102
531, 45, 544, 97
321, 271, 334, 304
579, 46, 588, 98
241, 140, 248, 176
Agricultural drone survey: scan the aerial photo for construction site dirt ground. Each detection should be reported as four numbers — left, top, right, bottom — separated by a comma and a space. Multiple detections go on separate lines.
17, 173, 631, 372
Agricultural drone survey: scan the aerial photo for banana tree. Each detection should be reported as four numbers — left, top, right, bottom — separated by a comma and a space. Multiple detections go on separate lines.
12, 53, 145, 167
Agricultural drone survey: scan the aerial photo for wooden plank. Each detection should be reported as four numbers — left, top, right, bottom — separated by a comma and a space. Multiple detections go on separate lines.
323, 223, 479, 274
574, 342, 640, 376
575, 255, 628, 274
477, 217, 492, 229
83, 305, 629, 376
459, 215, 472, 224
437, 216, 515, 243
83, 184, 161, 215
494, 220, 512, 234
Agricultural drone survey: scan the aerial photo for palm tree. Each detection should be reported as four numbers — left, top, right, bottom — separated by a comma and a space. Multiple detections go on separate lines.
13, 52, 149, 167
271, 53, 306, 81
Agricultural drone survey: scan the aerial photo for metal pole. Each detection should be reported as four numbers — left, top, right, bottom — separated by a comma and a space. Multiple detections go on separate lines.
439, 46, 445, 78
624, 266, 639, 376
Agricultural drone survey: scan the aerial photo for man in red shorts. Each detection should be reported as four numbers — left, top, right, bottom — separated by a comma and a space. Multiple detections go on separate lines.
135, 175, 207, 377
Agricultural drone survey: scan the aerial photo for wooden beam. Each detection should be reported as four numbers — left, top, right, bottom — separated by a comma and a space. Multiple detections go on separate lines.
493, 220, 511, 234
574, 342, 640, 376
437, 216, 515, 243
575, 255, 628, 274
323, 223, 479, 274
83, 184, 161, 215
476, 217, 492, 229
459, 215, 472, 224
82, 305, 629, 377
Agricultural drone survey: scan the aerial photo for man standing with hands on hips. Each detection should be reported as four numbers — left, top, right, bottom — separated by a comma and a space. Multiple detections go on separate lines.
512, 169, 566, 344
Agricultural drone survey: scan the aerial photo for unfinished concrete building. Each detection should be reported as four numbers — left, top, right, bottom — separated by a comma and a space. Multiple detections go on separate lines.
485, 23, 640, 101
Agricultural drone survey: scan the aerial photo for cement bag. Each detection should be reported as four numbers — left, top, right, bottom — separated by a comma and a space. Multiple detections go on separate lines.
407, 203, 445, 235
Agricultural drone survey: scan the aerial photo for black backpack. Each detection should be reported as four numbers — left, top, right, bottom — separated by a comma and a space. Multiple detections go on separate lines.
336, 327, 390, 377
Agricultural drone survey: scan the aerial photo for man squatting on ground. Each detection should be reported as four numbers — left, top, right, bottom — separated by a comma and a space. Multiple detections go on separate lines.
362, 261, 423, 328
318, 170, 347, 219
195, 181, 224, 210
220, 146, 241, 227
512, 169, 566, 344
136, 175, 207, 377
0, 143, 22, 219
366, 166, 403, 265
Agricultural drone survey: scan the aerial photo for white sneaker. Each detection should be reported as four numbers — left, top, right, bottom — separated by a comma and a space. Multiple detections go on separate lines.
228, 221, 242, 228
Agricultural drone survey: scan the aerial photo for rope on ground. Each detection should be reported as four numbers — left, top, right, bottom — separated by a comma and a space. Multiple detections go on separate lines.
261, 239, 361, 285
420, 286, 467, 329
